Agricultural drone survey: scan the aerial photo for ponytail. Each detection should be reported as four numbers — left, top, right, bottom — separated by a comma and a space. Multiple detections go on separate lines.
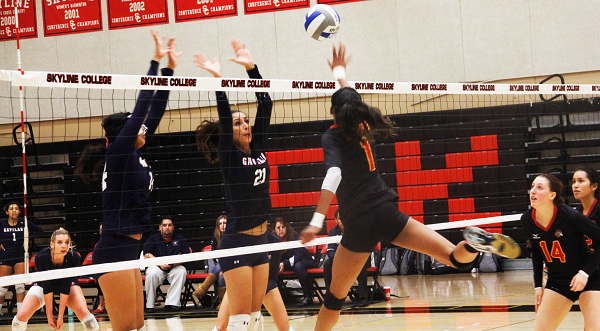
74, 144, 106, 184
196, 119, 221, 164
331, 87, 396, 143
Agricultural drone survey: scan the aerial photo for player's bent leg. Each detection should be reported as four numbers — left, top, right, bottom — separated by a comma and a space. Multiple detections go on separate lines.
263, 288, 291, 331
66, 285, 93, 320
579, 290, 600, 331
15, 285, 44, 323
534, 289, 572, 331
314, 245, 370, 331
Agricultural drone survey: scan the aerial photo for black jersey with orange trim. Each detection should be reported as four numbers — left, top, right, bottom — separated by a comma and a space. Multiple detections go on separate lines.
520, 204, 600, 287
575, 199, 600, 252
322, 125, 398, 220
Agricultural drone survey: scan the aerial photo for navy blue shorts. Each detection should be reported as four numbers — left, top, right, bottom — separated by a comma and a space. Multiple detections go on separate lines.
219, 232, 269, 273
546, 270, 600, 302
0, 251, 25, 267
341, 200, 409, 253
266, 278, 278, 294
92, 234, 140, 278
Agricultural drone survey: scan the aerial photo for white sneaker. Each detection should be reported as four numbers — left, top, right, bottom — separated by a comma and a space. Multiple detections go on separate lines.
463, 227, 521, 259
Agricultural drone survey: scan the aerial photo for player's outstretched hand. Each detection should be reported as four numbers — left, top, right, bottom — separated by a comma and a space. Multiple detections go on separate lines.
228, 38, 255, 71
151, 29, 170, 62
166, 38, 182, 70
194, 53, 222, 78
300, 225, 320, 244
327, 41, 352, 71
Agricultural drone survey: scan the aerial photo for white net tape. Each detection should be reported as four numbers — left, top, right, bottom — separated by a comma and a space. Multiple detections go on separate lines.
0, 214, 521, 287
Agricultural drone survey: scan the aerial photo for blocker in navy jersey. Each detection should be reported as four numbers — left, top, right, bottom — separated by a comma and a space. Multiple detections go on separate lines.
0, 218, 43, 266
520, 204, 600, 290
101, 60, 172, 237
576, 199, 600, 252
34, 246, 80, 295
216, 66, 273, 234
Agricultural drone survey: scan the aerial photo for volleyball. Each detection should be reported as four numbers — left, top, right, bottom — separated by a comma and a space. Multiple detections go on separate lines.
304, 4, 340, 41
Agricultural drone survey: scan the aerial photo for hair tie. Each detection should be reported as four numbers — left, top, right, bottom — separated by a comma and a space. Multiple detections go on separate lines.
105, 137, 109, 147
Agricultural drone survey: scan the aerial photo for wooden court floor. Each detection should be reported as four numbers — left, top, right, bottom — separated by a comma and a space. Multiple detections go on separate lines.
0, 270, 586, 330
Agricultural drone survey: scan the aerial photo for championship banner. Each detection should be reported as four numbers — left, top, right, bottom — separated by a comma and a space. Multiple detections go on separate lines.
244, 0, 309, 15
317, 0, 367, 4
174, 0, 237, 22
108, 0, 168, 30
0, 1, 37, 41
42, 0, 101, 37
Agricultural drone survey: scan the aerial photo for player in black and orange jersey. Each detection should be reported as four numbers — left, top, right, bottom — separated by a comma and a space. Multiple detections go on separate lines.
521, 173, 600, 330
300, 42, 521, 331
194, 39, 273, 331
573, 167, 600, 252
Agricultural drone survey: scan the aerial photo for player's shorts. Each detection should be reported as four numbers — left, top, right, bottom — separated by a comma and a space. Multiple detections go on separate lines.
219, 232, 269, 273
93, 234, 141, 278
341, 200, 409, 253
546, 270, 600, 302
0, 251, 25, 267
266, 278, 278, 294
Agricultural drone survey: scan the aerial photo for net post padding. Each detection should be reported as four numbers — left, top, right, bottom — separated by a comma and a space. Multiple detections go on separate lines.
0, 214, 521, 287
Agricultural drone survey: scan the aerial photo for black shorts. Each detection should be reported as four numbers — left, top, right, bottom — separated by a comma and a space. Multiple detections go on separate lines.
93, 234, 141, 278
219, 232, 269, 273
341, 200, 409, 253
546, 271, 600, 302
266, 278, 278, 294
0, 251, 25, 267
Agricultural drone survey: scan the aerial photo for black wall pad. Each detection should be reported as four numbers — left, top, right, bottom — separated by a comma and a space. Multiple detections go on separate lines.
448, 182, 474, 198
421, 155, 446, 170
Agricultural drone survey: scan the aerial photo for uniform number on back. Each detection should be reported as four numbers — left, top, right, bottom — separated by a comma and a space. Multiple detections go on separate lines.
254, 168, 266, 186
539, 240, 566, 263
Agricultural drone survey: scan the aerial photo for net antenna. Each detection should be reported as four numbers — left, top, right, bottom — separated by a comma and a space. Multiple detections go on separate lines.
15, 6, 30, 275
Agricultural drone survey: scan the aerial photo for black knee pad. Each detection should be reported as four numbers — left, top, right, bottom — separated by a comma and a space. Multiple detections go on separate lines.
450, 251, 477, 271
324, 291, 345, 311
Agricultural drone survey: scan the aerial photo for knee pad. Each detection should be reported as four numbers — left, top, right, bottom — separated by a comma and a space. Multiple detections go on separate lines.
228, 314, 250, 331
25, 285, 45, 310
15, 284, 25, 294
0, 286, 8, 297
323, 291, 345, 311
12, 316, 27, 331
249, 311, 262, 331
81, 314, 99, 331
450, 251, 477, 271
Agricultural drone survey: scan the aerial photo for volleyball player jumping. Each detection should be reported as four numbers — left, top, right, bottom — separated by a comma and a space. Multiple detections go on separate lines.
300, 42, 521, 331
194, 39, 273, 331
75, 29, 181, 331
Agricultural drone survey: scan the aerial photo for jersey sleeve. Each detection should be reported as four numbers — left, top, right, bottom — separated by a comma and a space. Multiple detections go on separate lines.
142, 235, 157, 256
520, 214, 544, 287
28, 221, 44, 238
180, 238, 191, 255
144, 67, 174, 139
322, 132, 343, 169
572, 212, 600, 275
247, 66, 272, 147
112, 60, 159, 156
216, 91, 234, 151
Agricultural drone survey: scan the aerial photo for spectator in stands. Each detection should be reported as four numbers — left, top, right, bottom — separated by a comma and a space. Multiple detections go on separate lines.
11, 228, 99, 331
273, 217, 316, 307
324, 210, 370, 307
194, 215, 227, 308
143, 217, 190, 313
0, 200, 43, 314
91, 223, 106, 314
522, 173, 600, 331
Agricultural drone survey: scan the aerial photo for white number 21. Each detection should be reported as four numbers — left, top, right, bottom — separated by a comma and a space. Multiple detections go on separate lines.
254, 168, 266, 186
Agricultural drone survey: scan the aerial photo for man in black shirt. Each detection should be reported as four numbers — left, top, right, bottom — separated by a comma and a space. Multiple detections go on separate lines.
143, 217, 190, 313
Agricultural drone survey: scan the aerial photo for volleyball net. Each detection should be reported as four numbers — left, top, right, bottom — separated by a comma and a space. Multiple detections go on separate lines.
1, 69, 599, 286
